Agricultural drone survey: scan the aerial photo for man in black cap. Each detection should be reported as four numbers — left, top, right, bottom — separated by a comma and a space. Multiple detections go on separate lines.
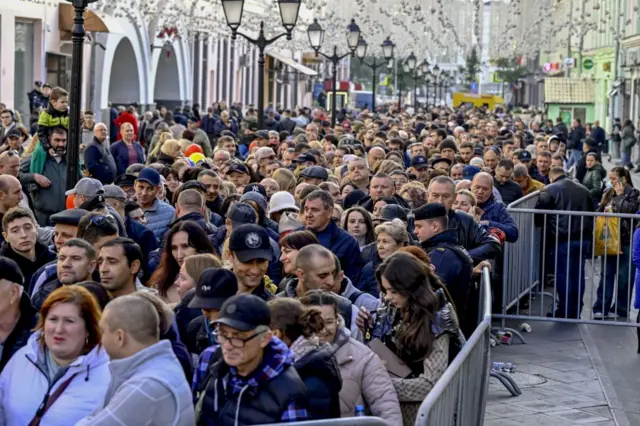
228, 224, 277, 300
431, 157, 452, 174
413, 203, 473, 321
438, 139, 457, 163
299, 166, 328, 186
184, 268, 238, 356
114, 173, 137, 202
516, 150, 544, 182
294, 152, 318, 168
409, 155, 430, 183
226, 163, 251, 190
194, 294, 309, 424
0, 256, 37, 373
210, 202, 257, 254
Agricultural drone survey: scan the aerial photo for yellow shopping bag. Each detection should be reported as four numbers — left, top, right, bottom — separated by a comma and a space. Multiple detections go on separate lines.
594, 215, 621, 256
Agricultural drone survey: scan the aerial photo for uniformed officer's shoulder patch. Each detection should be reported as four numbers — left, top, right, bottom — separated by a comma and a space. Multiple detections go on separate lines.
436, 248, 446, 252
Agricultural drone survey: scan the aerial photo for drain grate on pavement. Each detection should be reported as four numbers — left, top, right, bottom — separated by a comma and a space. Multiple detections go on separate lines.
490, 371, 547, 387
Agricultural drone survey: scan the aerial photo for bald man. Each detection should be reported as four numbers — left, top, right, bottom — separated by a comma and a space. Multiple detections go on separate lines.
367, 146, 386, 172
77, 295, 195, 426
110, 123, 145, 176
85, 122, 117, 184
0, 175, 24, 217
471, 172, 518, 243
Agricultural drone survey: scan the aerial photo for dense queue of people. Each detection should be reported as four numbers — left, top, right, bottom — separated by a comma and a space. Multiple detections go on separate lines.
0, 91, 633, 425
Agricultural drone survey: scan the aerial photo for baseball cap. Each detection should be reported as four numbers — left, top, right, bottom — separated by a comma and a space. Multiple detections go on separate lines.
300, 166, 328, 181
65, 177, 104, 197
227, 203, 257, 228
188, 268, 238, 310
50, 208, 89, 226
243, 183, 267, 198
462, 165, 481, 181
214, 293, 271, 332
114, 174, 137, 187
227, 163, 250, 175
229, 224, 272, 263
103, 185, 126, 202
378, 205, 408, 222
136, 167, 161, 187
255, 130, 269, 140
6, 128, 22, 139
517, 150, 532, 162
294, 153, 317, 164
269, 191, 299, 215
0, 257, 24, 286
411, 155, 429, 169
247, 122, 259, 131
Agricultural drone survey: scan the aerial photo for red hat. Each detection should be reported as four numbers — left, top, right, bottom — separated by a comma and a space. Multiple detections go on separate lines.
184, 144, 203, 158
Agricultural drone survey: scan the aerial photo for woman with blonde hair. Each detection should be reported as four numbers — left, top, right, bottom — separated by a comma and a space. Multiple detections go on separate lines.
0, 285, 110, 426
453, 189, 482, 222
378, 159, 404, 176
148, 131, 173, 163
273, 167, 297, 195
157, 139, 182, 166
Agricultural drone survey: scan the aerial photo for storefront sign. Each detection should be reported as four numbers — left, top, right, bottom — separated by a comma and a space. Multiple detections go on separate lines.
583, 58, 594, 70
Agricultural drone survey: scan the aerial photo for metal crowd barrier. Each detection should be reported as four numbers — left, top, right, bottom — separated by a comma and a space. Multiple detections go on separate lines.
415, 266, 493, 426
497, 191, 640, 329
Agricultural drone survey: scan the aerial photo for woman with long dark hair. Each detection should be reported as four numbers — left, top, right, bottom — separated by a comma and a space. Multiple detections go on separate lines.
148, 221, 215, 304
373, 251, 462, 425
341, 206, 375, 251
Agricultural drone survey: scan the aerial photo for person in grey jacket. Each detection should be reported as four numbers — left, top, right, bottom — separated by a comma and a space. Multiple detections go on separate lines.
135, 167, 176, 242
621, 119, 636, 168
187, 118, 213, 157
77, 295, 195, 426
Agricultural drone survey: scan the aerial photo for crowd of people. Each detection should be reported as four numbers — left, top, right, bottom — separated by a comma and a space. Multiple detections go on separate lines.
0, 86, 636, 425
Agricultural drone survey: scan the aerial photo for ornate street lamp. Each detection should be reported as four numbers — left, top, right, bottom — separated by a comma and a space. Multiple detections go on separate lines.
221, 0, 302, 128
381, 37, 395, 60
355, 36, 394, 112
356, 37, 368, 60
407, 52, 417, 71
307, 18, 361, 126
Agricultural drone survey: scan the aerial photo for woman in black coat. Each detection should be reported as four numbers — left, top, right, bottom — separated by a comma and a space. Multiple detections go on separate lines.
268, 298, 342, 420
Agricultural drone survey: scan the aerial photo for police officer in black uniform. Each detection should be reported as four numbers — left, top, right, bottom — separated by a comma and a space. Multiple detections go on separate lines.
413, 203, 474, 333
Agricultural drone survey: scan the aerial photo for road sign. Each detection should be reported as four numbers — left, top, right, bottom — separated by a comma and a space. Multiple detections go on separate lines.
583, 58, 594, 70
564, 57, 575, 67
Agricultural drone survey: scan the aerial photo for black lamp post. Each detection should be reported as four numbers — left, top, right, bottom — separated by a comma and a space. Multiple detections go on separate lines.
307, 18, 361, 127
221, 0, 301, 129
356, 36, 394, 112
424, 72, 432, 106
66, 0, 97, 191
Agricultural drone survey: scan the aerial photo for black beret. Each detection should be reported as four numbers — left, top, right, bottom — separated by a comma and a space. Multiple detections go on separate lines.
50, 208, 89, 226
413, 203, 448, 221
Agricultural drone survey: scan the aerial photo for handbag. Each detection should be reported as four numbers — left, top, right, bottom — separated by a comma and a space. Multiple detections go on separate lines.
28, 372, 79, 426
594, 214, 621, 257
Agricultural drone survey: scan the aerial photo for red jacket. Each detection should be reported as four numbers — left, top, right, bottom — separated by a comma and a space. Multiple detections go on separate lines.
114, 112, 139, 141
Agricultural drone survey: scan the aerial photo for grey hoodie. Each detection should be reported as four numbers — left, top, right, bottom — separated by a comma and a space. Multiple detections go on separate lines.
76, 340, 195, 426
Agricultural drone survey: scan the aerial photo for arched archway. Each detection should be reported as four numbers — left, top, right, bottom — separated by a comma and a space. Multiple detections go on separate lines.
153, 44, 181, 109
108, 38, 141, 106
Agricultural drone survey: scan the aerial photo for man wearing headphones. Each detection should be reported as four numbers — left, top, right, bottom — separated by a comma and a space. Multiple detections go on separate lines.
0, 109, 17, 147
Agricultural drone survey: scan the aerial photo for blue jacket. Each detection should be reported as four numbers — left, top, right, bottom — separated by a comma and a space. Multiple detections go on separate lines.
213, 118, 238, 137
109, 140, 145, 176
144, 199, 176, 242
84, 137, 117, 184
633, 227, 640, 310
304, 221, 363, 286
200, 114, 218, 134
478, 196, 519, 243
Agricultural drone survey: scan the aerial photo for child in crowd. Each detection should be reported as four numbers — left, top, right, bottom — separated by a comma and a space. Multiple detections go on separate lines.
37, 86, 69, 151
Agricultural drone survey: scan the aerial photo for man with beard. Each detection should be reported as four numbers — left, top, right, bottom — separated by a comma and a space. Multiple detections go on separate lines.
25, 127, 71, 225
197, 170, 224, 218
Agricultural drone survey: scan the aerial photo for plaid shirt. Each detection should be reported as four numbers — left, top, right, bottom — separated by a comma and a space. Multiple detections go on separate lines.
192, 337, 309, 423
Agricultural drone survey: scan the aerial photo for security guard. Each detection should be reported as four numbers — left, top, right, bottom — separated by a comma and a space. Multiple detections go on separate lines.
413, 203, 473, 320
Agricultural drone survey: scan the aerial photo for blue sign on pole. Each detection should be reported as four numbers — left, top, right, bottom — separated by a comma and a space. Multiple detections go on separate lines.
470, 82, 478, 93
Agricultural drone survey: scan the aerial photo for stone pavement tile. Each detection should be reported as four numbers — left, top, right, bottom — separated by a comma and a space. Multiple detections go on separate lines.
487, 413, 573, 426
485, 403, 538, 418
540, 359, 594, 371
484, 418, 528, 426
525, 387, 576, 401
508, 398, 573, 413
537, 379, 604, 395
581, 405, 613, 419
581, 392, 608, 404
546, 408, 612, 424
543, 394, 609, 409
544, 369, 598, 384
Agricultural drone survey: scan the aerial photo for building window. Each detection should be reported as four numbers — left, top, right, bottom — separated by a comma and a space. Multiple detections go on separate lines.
14, 21, 35, 120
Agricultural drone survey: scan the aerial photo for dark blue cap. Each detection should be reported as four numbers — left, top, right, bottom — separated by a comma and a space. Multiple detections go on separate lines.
413, 203, 448, 221
243, 183, 267, 198
411, 155, 429, 169
462, 165, 481, 180
227, 163, 250, 175
229, 224, 272, 262
189, 268, 238, 310
136, 167, 161, 187
294, 153, 317, 164
214, 293, 271, 331
517, 150, 532, 162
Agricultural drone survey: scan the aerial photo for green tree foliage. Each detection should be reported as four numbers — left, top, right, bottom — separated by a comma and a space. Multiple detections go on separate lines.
493, 57, 529, 85
461, 47, 481, 89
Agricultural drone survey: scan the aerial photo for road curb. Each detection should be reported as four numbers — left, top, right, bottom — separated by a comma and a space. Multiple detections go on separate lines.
579, 324, 630, 426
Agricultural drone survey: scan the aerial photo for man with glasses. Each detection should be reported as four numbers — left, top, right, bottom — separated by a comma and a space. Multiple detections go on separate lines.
84, 122, 117, 184
194, 293, 310, 424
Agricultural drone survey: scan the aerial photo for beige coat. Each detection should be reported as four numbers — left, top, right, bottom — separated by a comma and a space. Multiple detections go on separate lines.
332, 328, 402, 426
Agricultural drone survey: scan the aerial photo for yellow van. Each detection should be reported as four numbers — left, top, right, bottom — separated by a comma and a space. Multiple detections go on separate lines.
452, 92, 505, 109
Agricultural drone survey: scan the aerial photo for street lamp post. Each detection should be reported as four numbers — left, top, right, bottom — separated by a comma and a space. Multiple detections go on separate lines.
221, 0, 301, 129
307, 18, 360, 127
406, 52, 417, 109
66, 0, 97, 191
356, 36, 394, 112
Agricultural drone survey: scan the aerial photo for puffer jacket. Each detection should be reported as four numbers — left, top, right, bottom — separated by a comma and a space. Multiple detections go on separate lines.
581, 163, 606, 206
290, 336, 342, 420
144, 199, 176, 242
599, 185, 640, 248
477, 196, 519, 243
331, 328, 402, 426
0, 332, 111, 426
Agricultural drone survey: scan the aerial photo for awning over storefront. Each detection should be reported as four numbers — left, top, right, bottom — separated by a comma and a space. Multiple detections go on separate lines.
266, 49, 317, 76
59, 4, 114, 33
544, 78, 595, 104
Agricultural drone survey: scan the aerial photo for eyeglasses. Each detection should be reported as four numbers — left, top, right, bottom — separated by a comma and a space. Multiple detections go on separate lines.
213, 329, 266, 348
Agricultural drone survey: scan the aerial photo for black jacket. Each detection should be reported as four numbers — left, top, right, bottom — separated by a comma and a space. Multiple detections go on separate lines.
421, 229, 474, 314
599, 186, 640, 246
535, 175, 594, 241
174, 289, 203, 345
0, 241, 57, 293
185, 315, 212, 356
0, 293, 37, 372
84, 137, 117, 184
279, 117, 297, 135
494, 179, 524, 206
568, 124, 585, 150
448, 210, 502, 264
294, 346, 342, 420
